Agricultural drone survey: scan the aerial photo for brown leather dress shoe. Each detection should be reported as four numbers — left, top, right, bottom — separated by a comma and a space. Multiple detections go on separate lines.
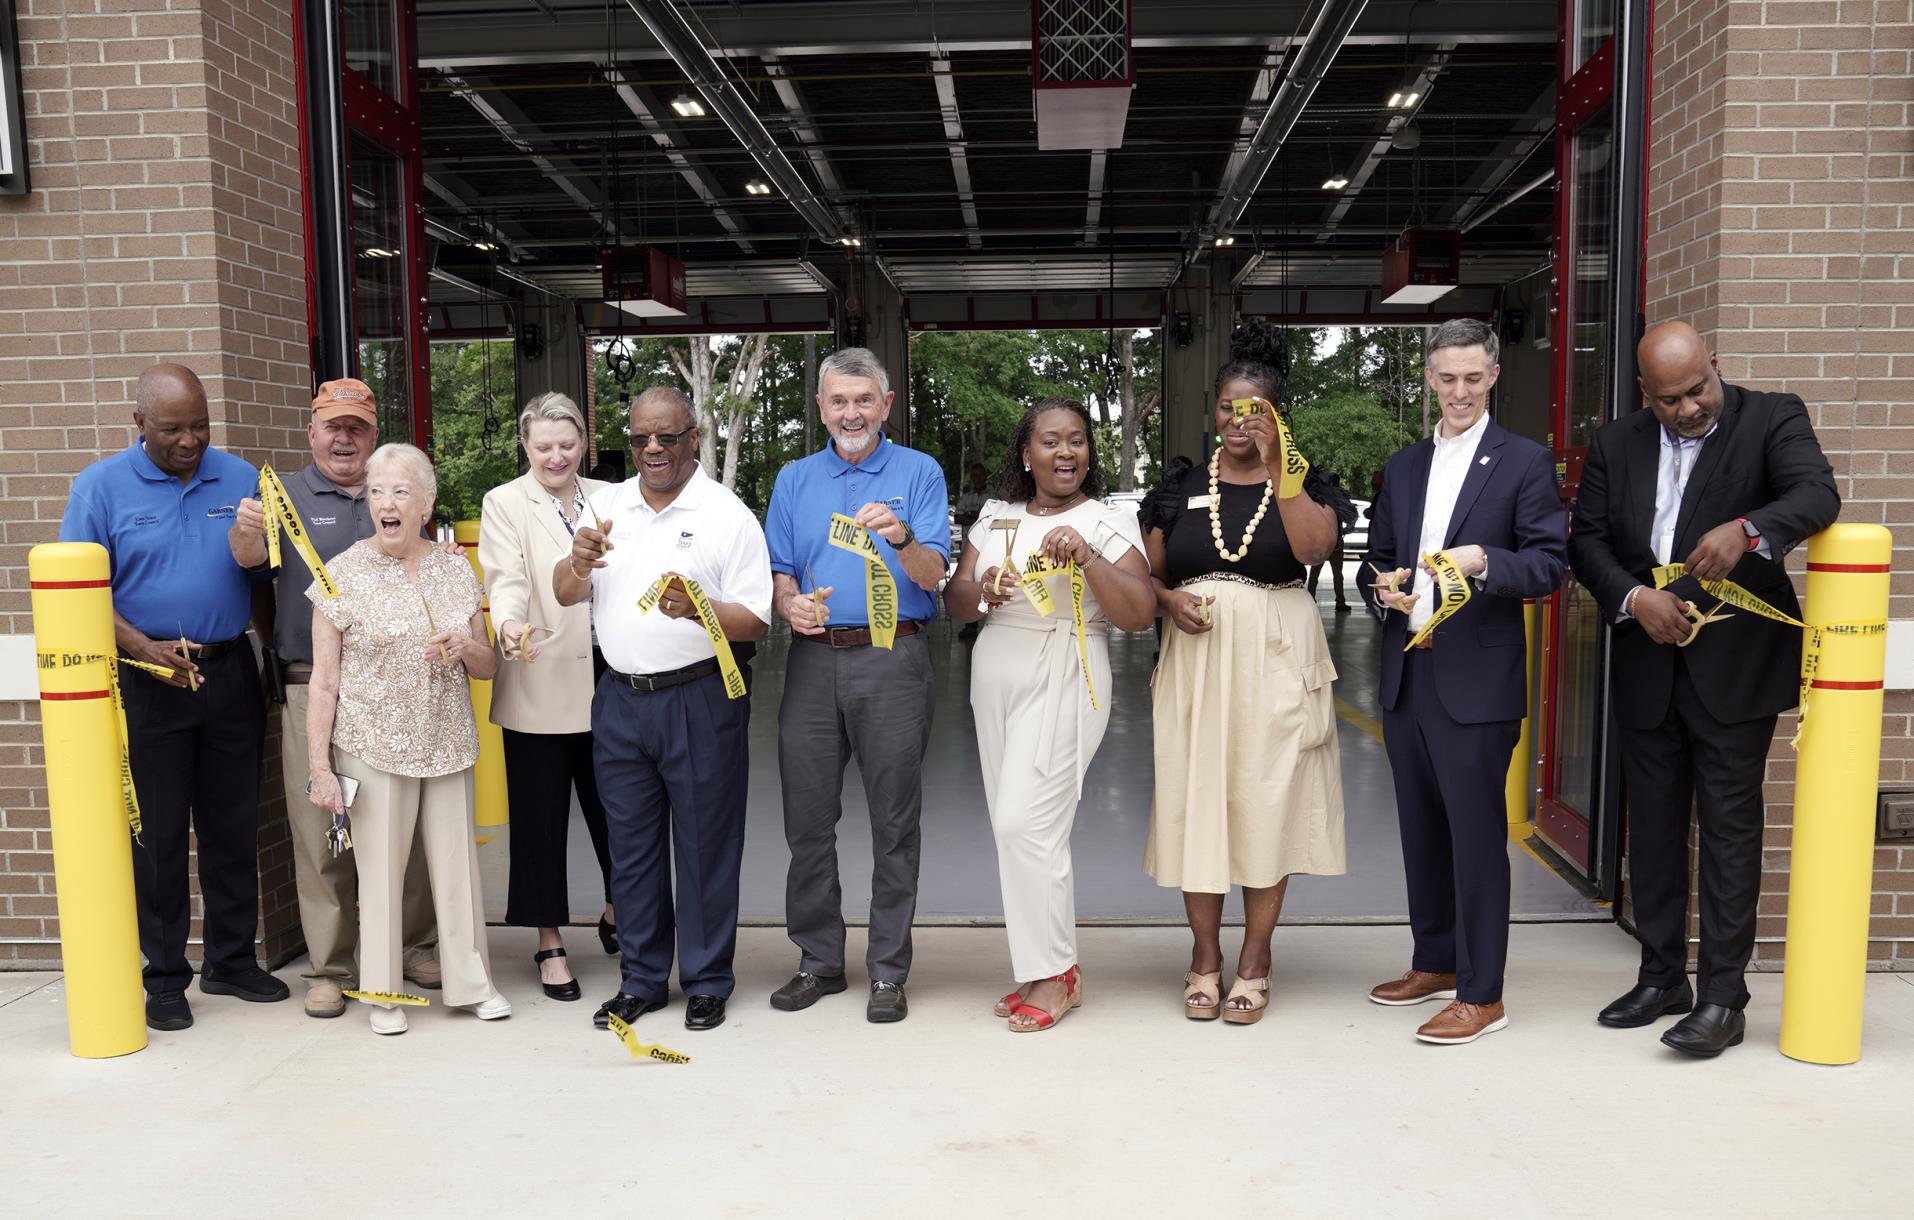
1368, 969, 1459, 1006
1415, 1000, 1508, 1044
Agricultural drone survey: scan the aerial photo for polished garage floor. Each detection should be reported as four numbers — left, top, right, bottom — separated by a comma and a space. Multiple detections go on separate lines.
481, 568, 1603, 926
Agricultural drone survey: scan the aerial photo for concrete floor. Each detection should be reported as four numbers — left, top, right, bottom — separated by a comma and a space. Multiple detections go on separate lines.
4, 924, 1911, 1219
483, 568, 1604, 926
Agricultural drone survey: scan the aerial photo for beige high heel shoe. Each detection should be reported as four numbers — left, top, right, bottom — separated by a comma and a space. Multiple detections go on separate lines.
1184, 970, 1222, 1020
1222, 975, 1270, 1025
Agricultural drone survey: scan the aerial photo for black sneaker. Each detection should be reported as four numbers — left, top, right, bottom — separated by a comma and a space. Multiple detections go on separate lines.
593, 992, 666, 1030
146, 990, 193, 1031
769, 971, 848, 1012
867, 981, 908, 1023
199, 964, 291, 1003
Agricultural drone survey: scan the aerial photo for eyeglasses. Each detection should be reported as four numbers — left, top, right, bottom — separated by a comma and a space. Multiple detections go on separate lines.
628, 427, 695, 450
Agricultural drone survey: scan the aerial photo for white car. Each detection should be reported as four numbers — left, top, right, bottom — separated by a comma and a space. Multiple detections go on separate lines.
1346, 498, 1372, 554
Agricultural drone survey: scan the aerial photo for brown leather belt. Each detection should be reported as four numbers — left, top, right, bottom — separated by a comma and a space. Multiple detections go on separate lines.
284, 662, 314, 686
127, 635, 247, 663
1409, 636, 1434, 650
796, 620, 922, 649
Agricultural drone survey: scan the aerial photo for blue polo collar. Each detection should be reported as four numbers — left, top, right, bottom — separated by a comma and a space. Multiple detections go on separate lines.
129, 440, 224, 490
823, 434, 892, 478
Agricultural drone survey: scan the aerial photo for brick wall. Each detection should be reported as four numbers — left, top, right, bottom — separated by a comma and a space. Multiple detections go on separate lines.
0, 0, 309, 966
1648, 0, 1914, 968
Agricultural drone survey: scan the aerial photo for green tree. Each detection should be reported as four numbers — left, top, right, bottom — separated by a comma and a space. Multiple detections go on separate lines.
428, 340, 519, 521
1287, 388, 1414, 498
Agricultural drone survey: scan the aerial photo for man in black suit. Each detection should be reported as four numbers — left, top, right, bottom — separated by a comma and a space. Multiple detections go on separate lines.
1360, 319, 1568, 1045
1568, 321, 1839, 1057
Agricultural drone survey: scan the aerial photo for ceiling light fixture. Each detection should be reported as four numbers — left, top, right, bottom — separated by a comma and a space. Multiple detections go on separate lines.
471, 239, 498, 252
838, 236, 862, 247
1212, 235, 1236, 247
744, 180, 773, 196
1321, 176, 1350, 191
1387, 89, 1421, 110
669, 93, 705, 118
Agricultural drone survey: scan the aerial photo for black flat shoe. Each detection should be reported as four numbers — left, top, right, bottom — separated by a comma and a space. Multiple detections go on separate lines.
146, 990, 193, 1031
1598, 981, 1695, 1028
593, 992, 665, 1029
597, 916, 618, 956
685, 994, 727, 1031
199, 964, 290, 1003
769, 970, 847, 1012
867, 981, 908, 1023
1660, 1003, 1746, 1058
535, 947, 581, 1001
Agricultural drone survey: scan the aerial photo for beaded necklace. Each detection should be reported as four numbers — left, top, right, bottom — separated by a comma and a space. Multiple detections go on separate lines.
1208, 449, 1274, 563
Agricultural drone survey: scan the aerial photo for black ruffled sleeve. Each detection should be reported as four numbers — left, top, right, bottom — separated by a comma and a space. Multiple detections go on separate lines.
1305, 466, 1359, 533
1138, 465, 1192, 536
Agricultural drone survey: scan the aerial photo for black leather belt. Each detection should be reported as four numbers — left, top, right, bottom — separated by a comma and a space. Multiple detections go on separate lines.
129, 635, 247, 662
608, 656, 720, 691
796, 621, 923, 649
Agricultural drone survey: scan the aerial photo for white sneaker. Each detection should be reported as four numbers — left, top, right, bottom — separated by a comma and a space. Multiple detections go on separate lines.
369, 1005, 408, 1035
470, 994, 512, 1021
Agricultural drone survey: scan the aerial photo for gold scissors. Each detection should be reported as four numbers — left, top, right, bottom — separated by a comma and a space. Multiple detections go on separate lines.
1676, 600, 1734, 648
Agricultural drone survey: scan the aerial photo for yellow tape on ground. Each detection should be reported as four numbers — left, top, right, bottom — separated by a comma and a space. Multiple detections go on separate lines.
636, 574, 748, 700
827, 514, 898, 650
342, 989, 430, 1007
605, 1010, 691, 1064
1649, 563, 1885, 748
259, 464, 338, 598
1020, 554, 1098, 710
1404, 550, 1471, 651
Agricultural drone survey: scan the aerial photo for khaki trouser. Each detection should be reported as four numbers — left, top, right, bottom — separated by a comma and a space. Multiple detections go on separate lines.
282, 682, 437, 983
334, 751, 498, 1007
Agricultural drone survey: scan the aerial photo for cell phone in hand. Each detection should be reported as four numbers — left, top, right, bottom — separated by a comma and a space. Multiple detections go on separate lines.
305, 773, 360, 808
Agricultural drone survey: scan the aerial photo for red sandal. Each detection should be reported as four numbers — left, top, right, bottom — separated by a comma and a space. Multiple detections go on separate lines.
992, 989, 1025, 1018
1007, 966, 1082, 1033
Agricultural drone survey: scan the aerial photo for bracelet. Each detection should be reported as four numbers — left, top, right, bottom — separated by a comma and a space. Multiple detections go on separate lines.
567, 559, 591, 581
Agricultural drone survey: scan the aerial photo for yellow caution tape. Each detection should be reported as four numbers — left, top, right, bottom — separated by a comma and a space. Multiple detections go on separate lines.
1404, 550, 1471, 651
636, 573, 748, 700
342, 989, 430, 1007
1019, 554, 1099, 710
605, 1010, 691, 1064
259, 464, 338, 598
1650, 563, 1885, 749
827, 514, 898, 650
1228, 398, 1309, 498
37, 650, 182, 839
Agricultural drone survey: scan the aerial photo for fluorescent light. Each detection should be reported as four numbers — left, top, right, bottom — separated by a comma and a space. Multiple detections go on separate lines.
670, 94, 705, 118
1213, 235, 1235, 247
745, 180, 773, 196
1403, 91, 1420, 107
1387, 92, 1404, 108
1321, 176, 1349, 191
839, 236, 862, 247
471, 240, 498, 252
358, 247, 396, 258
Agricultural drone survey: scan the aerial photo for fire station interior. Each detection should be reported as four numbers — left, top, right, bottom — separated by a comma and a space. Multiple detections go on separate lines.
342, 0, 1635, 925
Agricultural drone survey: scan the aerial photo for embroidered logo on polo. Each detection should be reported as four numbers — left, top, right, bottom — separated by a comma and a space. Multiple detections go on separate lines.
133, 513, 160, 526
205, 504, 236, 520
675, 530, 694, 549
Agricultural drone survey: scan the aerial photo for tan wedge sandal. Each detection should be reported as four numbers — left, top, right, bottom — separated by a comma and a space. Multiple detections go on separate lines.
1223, 975, 1270, 1025
1185, 970, 1222, 1021
993, 987, 1025, 1019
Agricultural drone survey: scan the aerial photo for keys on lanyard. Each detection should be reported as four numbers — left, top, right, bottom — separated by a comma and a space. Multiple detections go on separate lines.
327, 812, 352, 858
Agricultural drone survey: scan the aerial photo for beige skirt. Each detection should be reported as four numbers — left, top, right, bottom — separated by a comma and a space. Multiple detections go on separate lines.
1144, 577, 1347, 892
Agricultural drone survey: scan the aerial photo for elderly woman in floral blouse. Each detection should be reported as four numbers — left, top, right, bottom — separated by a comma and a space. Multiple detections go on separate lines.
307, 442, 510, 1035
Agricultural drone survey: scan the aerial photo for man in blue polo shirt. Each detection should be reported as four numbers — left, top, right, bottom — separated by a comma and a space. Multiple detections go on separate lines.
60, 364, 288, 1031
763, 346, 950, 1023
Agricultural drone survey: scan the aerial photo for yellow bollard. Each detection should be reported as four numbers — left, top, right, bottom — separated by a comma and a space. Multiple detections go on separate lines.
29, 542, 147, 1059
454, 520, 508, 828
1779, 524, 1891, 1066
1506, 598, 1541, 832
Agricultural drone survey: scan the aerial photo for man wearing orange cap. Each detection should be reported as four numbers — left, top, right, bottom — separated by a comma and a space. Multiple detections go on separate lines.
229, 378, 440, 1018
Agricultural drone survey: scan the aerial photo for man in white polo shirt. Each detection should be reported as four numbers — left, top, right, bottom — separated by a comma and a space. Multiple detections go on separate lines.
554, 387, 771, 1035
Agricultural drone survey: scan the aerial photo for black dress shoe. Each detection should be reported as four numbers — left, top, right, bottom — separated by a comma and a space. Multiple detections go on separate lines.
535, 947, 581, 1001
597, 916, 619, 956
1660, 1003, 1746, 1058
769, 971, 847, 1012
199, 965, 291, 1003
593, 992, 665, 1029
867, 980, 908, 1023
684, 994, 727, 1030
1598, 981, 1695, 1028
146, 990, 193, 1031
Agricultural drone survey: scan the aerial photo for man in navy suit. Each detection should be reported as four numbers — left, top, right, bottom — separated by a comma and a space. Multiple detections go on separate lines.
1360, 319, 1567, 1045
1569, 321, 1837, 1058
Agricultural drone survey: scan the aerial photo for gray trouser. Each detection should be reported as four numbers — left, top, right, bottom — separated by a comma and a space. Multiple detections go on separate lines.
777, 631, 935, 984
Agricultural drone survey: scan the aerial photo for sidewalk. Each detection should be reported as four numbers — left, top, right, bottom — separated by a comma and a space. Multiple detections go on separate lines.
2, 923, 1910, 1218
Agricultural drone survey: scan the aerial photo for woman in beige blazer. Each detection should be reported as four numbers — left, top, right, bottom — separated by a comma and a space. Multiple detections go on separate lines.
478, 392, 614, 1001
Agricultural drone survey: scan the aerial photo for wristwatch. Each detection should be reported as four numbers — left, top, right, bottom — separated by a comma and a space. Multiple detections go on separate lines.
1737, 517, 1761, 551
895, 520, 917, 548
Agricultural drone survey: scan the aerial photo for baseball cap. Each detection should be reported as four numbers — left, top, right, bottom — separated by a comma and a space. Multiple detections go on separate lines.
313, 378, 378, 425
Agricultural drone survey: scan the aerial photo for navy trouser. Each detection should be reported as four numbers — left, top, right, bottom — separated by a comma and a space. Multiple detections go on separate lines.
592, 668, 750, 1002
1382, 647, 1520, 1005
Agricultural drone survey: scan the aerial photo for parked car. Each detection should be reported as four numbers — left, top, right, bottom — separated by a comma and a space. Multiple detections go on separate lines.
1345, 498, 1372, 554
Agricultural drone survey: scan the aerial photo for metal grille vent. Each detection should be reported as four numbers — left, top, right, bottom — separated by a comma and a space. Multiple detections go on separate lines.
1035, 0, 1131, 83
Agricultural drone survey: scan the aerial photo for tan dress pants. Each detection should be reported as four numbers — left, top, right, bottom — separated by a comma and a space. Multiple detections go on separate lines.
333, 751, 498, 1007
281, 682, 437, 982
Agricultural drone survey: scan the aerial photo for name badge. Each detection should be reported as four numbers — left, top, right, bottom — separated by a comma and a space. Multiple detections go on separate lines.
1186, 494, 1216, 510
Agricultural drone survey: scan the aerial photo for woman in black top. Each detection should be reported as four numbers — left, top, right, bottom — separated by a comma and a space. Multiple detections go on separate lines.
1140, 320, 1354, 1025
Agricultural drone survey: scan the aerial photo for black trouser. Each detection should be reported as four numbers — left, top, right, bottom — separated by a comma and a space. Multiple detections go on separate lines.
121, 646, 265, 995
501, 727, 613, 927
1382, 647, 1521, 1005
1616, 661, 1776, 1010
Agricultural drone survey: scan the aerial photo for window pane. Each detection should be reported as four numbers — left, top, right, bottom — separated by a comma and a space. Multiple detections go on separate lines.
1567, 111, 1612, 449
1573, 0, 1616, 75
343, 0, 402, 102
349, 134, 412, 442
